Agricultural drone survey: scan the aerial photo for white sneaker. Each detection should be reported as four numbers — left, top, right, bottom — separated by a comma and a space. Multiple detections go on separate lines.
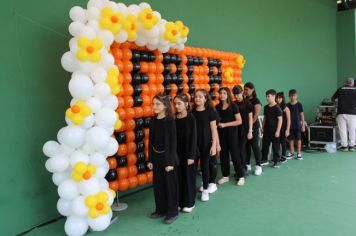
217, 177, 229, 185
182, 205, 195, 213
246, 164, 252, 171
237, 178, 245, 186
254, 166, 262, 176
286, 152, 294, 160
208, 183, 218, 193
199, 186, 203, 192
201, 190, 209, 201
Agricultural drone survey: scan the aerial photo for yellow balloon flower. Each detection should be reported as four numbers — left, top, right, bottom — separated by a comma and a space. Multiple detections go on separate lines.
175, 20, 189, 38
105, 67, 120, 95
77, 37, 103, 63
163, 22, 179, 44
65, 101, 92, 125
237, 54, 246, 69
138, 8, 159, 30
99, 7, 124, 34
114, 117, 122, 131
122, 14, 138, 41
71, 162, 96, 182
223, 67, 234, 83
85, 192, 111, 218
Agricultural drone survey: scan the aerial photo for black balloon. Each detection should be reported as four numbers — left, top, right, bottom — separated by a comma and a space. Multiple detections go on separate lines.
170, 54, 177, 63
132, 50, 140, 62
210, 92, 217, 100
216, 59, 222, 67
176, 75, 184, 84
116, 132, 126, 144
187, 56, 194, 65
164, 84, 171, 94
140, 52, 149, 61
136, 152, 145, 163
215, 76, 223, 84
132, 74, 141, 85
198, 57, 204, 65
137, 163, 146, 174
144, 117, 151, 128
187, 66, 194, 75
189, 84, 196, 93
193, 57, 199, 65
105, 169, 118, 181
175, 55, 182, 64
164, 74, 172, 85
208, 67, 214, 76
140, 73, 149, 84
135, 130, 144, 142
163, 64, 171, 74
176, 65, 182, 75
135, 118, 144, 130
188, 75, 195, 84
117, 156, 127, 167
209, 83, 216, 92
133, 96, 143, 107
177, 84, 184, 93
217, 68, 222, 76
132, 63, 141, 73
163, 53, 171, 63
171, 74, 178, 84
148, 52, 155, 62
133, 85, 142, 96
136, 141, 145, 153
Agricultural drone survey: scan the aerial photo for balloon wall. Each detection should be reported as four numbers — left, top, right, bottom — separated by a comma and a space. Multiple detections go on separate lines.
43, 0, 245, 235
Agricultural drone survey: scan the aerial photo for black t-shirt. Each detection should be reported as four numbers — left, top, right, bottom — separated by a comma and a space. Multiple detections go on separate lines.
236, 100, 253, 135
332, 87, 356, 115
192, 107, 218, 150
216, 102, 240, 123
263, 104, 282, 133
175, 113, 198, 160
287, 102, 304, 130
248, 97, 261, 130
152, 118, 165, 151
279, 103, 287, 131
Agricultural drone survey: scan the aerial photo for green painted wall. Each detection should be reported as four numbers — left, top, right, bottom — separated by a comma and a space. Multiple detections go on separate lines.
0, 0, 338, 234
337, 9, 356, 87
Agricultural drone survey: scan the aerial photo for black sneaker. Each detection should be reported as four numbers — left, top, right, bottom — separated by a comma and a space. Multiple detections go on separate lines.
280, 157, 287, 163
261, 160, 269, 166
286, 153, 294, 160
349, 146, 355, 152
164, 215, 178, 224
340, 146, 349, 152
296, 153, 303, 160
272, 162, 280, 168
150, 212, 165, 219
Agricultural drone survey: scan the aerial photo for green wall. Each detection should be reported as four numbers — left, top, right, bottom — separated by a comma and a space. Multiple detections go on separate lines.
337, 9, 356, 87
0, 0, 338, 234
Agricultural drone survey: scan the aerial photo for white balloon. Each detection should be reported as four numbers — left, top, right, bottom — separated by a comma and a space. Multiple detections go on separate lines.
117, 3, 128, 13
87, 0, 103, 9
45, 159, 54, 172
85, 127, 110, 150
86, 20, 99, 32
98, 30, 114, 46
100, 53, 115, 69
61, 52, 77, 72
48, 154, 70, 172
89, 152, 106, 166
60, 143, 75, 155
58, 126, 86, 148
81, 114, 95, 129
43, 141, 61, 158
100, 179, 109, 189
69, 6, 86, 23
71, 196, 88, 216
78, 178, 100, 196
101, 95, 118, 110
69, 74, 94, 100
95, 166, 107, 179
69, 38, 77, 49
57, 198, 72, 216
104, 189, 115, 205
86, 7, 100, 21
105, 127, 114, 135
86, 97, 102, 113
148, 37, 159, 46
70, 98, 79, 107
103, 161, 110, 172
127, 4, 140, 15
139, 2, 151, 9
80, 26, 96, 38
65, 216, 88, 236
78, 61, 97, 73
147, 44, 158, 51
69, 21, 85, 37
58, 179, 79, 200
93, 83, 111, 99
103, 138, 118, 156
82, 143, 95, 155
88, 213, 112, 231
90, 68, 107, 83
95, 108, 117, 128
135, 34, 147, 47
70, 150, 89, 167
53, 170, 71, 186
153, 11, 161, 20
114, 31, 128, 43
158, 45, 170, 53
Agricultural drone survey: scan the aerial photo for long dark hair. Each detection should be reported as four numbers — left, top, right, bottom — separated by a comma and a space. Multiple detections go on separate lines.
244, 82, 257, 98
233, 85, 248, 110
194, 89, 215, 111
218, 87, 233, 106
174, 93, 192, 114
153, 93, 174, 119
276, 92, 286, 107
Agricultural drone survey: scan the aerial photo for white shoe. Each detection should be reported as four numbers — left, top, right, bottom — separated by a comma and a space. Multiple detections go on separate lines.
182, 205, 195, 213
237, 178, 245, 186
208, 183, 218, 193
199, 186, 203, 192
217, 177, 229, 185
201, 190, 209, 201
246, 164, 252, 171
254, 166, 262, 176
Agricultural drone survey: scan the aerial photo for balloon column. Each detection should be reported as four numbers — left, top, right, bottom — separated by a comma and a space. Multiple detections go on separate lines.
43, 0, 245, 235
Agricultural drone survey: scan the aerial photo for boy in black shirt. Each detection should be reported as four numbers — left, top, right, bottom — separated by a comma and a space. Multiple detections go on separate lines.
261, 89, 283, 168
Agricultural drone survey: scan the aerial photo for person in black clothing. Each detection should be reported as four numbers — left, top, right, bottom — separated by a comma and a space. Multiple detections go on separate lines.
174, 94, 198, 213
216, 87, 245, 186
192, 89, 220, 202
233, 85, 253, 174
147, 94, 179, 224
276, 92, 291, 163
261, 89, 283, 168
332, 78, 356, 152
244, 82, 262, 176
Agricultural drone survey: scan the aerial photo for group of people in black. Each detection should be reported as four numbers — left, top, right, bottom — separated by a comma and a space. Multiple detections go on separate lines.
147, 82, 305, 224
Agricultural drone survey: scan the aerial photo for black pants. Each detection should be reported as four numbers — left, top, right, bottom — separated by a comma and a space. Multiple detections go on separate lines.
237, 134, 247, 174
280, 131, 287, 157
197, 148, 217, 190
246, 127, 261, 166
178, 161, 196, 208
152, 152, 178, 218
219, 128, 245, 179
261, 132, 280, 163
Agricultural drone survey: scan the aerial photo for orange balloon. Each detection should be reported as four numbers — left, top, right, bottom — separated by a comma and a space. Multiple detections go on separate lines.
118, 120, 126, 132
137, 173, 147, 185
128, 165, 138, 177
117, 178, 129, 191
109, 180, 119, 192
125, 119, 136, 131
143, 106, 152, 117
156, 63, 164, 74
107, 157, 117, 169
111, 47, 122, 59
148, 73, 156, 84
117, 108, 126, 120
117, 143, 127, 156
156, 74, 164, 84
123, 60, 133, 73
154, 51, 163, 62
148, 62, 156, 74
127, 154, 137, 166
128, 176, 138, 188
170, 64, 177, 74
170, 84, 178, 94
144, 150, 149, 160
142, 95, 151, 106
202, 57, 208, 66
118, 73, 124, 84
125, 108, 135, 120
125, 131, 135, 142
149, 84, 157, 95
182, 74, 189, 83
123, 84, 133, 96
157, 84, 164, 94
146, 171, 153, 183
133, 107, 143, 118
140, 62, 148, 73
181, 55, 187, 65
124, 96, 134, 108
121, 42, 132, 48
116, 60, 124, 72
127, 142, 137, 154
183, 84, 189, 93
117, 97, 124, 108
141, 84, 149, 95
143, 128, 149, 137
181, 65, 188, 74
123, 73, 132, 84
122, 48, 132, 60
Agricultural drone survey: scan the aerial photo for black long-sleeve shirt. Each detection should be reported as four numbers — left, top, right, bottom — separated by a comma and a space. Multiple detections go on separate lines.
176, 113, 198, 161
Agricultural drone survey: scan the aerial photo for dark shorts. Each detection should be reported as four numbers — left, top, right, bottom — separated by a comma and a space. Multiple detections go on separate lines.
289, 129, 301, 141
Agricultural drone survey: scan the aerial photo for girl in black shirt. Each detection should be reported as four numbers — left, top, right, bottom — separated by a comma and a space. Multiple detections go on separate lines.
276, 92, 291, 163
174, 94, 198, 213
216, 87, 245, 186
244, 82, 262, 176
192, 89, 220, 202
148, 94, 179, 224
